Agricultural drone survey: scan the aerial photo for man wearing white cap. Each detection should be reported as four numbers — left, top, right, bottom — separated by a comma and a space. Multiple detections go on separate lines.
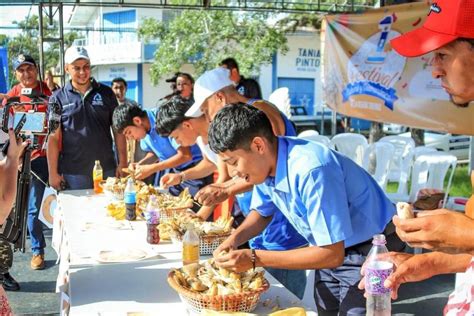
358, 0, 474, 314
47, 46, 127, 190
161, 68, 295, 209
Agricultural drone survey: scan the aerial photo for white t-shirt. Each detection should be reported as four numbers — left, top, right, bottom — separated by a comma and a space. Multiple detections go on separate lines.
196, 136, 218, 166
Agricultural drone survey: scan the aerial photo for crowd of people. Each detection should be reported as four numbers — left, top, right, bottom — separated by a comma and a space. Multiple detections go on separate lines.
0, 0, 472, 314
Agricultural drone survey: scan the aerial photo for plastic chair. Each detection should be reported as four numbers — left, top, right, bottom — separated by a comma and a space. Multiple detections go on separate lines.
269, 87, 292, 119
330, 133, 368, 166
301, 270, 317, 310
298, 129, 319, 138
413, 146, 437, 160
388, 152, 457, 207
379, 136, 415, 196
298, 133, 333, 149
362, 142, 395, 190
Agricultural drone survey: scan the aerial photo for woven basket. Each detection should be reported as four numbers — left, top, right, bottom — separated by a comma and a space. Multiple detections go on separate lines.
167, 271, 269, 313
175, 232, 231, 255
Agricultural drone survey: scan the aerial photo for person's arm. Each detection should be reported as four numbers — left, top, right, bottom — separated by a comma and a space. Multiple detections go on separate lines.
359, 252, 472, 300
134, 146, 193, 180
0, 129, 27, 223
113, 131, 128, 177
252, 102, 286, 136
394, 209, 474, 254
137, 152, 158, 165
47, 126, 64, 191
213, 210, 272, 255
160, 156, 216, 188
215, 241, 344, 272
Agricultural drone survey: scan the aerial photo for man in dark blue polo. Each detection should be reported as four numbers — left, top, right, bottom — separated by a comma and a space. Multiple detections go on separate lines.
47, 46, 127, 190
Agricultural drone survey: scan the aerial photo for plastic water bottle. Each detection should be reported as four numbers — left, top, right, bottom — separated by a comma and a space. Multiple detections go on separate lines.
365, 234, 392, 316
182, 224, 199, 266
144, 195, 160, 244
92, 160, 103, 194
124, 178, 136, 221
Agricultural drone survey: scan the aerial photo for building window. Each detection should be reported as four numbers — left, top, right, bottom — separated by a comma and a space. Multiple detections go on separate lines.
103, 10, 137, 44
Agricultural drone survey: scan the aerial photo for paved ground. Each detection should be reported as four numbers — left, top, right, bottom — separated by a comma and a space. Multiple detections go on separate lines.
5, 232, 456, 316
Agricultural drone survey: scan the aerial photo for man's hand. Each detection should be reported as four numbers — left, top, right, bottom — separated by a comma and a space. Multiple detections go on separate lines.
49, 172, 65, 191
160, 173, 181, 189
195, 183, 230, 206
116, 162, 128, 178
213, 235, 239, 258
133, 164, 155, 180
394, 210, 474, 253
214, 249, 253, 272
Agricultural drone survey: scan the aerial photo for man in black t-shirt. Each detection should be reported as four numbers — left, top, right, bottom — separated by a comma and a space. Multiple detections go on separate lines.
220, 57, 262, 100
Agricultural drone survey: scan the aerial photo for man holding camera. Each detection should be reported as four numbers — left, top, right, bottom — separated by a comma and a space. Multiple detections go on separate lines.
47, 47, 127, 190
0, 54, 52, 290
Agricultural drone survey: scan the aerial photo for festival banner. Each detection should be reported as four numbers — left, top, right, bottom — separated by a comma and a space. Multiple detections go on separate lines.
322, 2, 474, 135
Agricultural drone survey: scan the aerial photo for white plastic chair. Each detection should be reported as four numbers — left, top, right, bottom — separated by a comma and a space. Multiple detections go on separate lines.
269, 87, 292, 119
379, 136, 415, 196
302, 270, 317, 311
299, 133, 333, 149
330, 133, 368, 166
362, 142, 395, 190
389, 152, 457, 207
298, 129, 319, 138
413, 146, 437, 160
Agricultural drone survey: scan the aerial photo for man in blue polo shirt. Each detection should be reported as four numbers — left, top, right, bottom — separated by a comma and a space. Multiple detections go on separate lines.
112, 100, 212, 197
48, 46, 127, 190
210, 104, 404, 315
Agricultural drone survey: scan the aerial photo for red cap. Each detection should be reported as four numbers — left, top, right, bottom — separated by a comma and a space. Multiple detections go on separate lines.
390, 0, 474, 57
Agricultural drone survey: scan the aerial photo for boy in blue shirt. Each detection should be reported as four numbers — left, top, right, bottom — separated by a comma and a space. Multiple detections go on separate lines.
210, 104, 404, 315
112, 102, 212, 197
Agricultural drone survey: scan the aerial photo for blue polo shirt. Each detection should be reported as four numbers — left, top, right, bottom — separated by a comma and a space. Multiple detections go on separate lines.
236, 102, 306, 251
51, 79, 118, 175
140, 109, 202, 169
251, 137, 395, 248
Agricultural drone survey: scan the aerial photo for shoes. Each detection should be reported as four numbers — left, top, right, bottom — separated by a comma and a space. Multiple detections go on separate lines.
31, 254, 45, 270
2, 273, 20, 291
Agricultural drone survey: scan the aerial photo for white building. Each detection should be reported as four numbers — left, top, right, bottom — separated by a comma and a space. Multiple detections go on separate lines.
68, 7, 322, 114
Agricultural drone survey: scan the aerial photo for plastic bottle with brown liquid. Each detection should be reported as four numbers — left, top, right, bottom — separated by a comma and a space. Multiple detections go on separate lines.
93, 160, 103, 194
182, 224, 199, 266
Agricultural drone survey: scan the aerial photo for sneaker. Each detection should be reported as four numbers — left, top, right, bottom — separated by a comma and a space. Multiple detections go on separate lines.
31, 254, 45, 270
2, 273, 20, 291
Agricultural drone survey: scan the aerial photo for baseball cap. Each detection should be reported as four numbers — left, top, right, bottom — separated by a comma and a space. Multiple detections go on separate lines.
65, 46, 90, 64
185, 67, 233, 118
13, 54, 36, 70
390, 0, 474, 57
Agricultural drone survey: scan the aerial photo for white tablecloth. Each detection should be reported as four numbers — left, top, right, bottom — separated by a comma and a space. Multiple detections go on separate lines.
54, 190, 317, 315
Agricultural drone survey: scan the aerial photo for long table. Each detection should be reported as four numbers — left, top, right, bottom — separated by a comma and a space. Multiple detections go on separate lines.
54, 190, 317, 315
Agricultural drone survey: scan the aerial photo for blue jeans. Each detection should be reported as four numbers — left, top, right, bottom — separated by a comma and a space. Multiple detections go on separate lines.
266, 267, 307, 300
28, 156, 48, 255
63, 169, 116, 190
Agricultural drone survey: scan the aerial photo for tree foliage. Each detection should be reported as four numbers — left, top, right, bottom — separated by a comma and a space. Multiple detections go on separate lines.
138, 10, 288, 84
5, 15, 79, 85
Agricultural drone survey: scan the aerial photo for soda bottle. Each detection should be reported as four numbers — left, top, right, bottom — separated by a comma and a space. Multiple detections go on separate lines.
92, 160, 103, 194
144, 195, 160, 244
182, 224, 199, 266
124, 178, 136, 221
365, 234, 393, 316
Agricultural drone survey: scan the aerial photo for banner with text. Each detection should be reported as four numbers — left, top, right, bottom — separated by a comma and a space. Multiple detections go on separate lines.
322, 2, 474, 135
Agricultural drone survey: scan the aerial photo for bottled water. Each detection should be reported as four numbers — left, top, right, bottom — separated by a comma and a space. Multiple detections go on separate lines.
124, 178, 136, 221
365, 234, 392, 316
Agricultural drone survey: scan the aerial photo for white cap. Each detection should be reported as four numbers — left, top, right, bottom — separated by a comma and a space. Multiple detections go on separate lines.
185, 67, 234, 118
65, 46, 90, 64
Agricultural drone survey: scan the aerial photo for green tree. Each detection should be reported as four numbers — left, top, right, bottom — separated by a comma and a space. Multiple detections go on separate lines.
138, 10, 288, 84
6, 15, 80, 86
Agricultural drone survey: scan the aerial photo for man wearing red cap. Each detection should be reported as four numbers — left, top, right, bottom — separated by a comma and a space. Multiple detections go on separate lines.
359, 0, 474, 314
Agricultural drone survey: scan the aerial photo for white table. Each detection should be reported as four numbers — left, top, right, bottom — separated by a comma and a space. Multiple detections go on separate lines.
55, 190, 317, 315
68, 258, 316, 316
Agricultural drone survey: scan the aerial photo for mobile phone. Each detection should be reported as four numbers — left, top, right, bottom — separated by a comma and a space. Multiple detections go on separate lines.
1, 114, 27, 156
